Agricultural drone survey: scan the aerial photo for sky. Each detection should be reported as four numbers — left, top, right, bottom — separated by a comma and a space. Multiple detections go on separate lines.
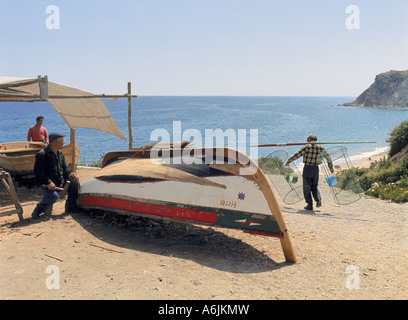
1, 0, 408, 96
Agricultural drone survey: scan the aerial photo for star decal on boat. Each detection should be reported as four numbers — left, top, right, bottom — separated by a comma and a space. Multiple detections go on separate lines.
237, 192, 245, 200
235, 219, 262, 226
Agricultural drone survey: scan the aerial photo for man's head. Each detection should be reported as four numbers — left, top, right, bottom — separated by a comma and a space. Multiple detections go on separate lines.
49, 132, 65, 149
36, 116, 44, 125
307, 134, 318, 143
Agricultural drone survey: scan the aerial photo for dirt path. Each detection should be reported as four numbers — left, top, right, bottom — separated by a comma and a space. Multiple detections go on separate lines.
1, 167, 407, 300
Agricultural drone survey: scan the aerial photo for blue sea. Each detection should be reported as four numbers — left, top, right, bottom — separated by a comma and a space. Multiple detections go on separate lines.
1, 96, 407, 164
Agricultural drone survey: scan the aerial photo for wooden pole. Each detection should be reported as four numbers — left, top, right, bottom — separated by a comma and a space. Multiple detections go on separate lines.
0, 93, 139, 100
128, 82, 133, 150
0, 169, 23, 221
70, 128, 76, 172
251, 141, 377, 148
254, 169, 297, 263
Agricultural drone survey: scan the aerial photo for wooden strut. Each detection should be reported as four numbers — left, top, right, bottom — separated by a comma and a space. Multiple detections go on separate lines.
0, 93, 139, 100
0, 168, 23, 221
251, 141, 377, 148
70, 128, 76, 172
253, 162, 297, 263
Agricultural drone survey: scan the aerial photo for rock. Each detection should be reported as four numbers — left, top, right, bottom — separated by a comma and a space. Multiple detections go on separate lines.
342, 70, 408, 109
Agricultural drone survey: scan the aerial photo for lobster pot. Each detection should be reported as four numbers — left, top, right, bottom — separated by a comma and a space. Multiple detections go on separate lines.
319, 146, 364, 205
259, 150, 305, 205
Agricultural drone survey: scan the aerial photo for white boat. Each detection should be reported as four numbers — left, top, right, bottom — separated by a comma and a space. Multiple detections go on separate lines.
77, 146, 296, 262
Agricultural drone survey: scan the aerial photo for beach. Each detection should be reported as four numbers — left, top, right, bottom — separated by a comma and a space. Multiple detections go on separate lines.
0, 153, 407, 300
347, 146, 390, 168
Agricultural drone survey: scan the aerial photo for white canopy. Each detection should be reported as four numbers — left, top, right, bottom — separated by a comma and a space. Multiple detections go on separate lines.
0, 76, 126, 140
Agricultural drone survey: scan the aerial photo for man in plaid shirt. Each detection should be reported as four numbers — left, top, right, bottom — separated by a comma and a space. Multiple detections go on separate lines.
285, 134, 334, 210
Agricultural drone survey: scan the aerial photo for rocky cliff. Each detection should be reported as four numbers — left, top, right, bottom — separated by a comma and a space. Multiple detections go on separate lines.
342, 70, 408, 108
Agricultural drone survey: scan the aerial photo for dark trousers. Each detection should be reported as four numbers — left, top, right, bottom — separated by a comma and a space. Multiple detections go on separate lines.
34, 181, 79, 214
303, 165, 321, 206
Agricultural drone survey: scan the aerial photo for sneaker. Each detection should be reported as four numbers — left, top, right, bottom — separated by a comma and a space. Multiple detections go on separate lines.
31, 210, 40, 219
304, 204, 313, 211
316, 201, 322, 208
44, 204, 53, 215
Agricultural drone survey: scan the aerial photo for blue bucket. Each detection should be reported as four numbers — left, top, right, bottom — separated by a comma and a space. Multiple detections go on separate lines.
325, 174, 338, 187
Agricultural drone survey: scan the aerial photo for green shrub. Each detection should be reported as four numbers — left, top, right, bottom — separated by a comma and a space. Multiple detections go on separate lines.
365, 183, 408, 203
335, 154, 408, 203
387, 120, 408, 157
258, 156, 293, 175
78, 153, 105, 168
88, 153, 106, 168
335, 167, 367, 192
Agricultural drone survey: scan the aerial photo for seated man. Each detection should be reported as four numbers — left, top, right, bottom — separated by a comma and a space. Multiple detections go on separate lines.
32, 132, 80, 219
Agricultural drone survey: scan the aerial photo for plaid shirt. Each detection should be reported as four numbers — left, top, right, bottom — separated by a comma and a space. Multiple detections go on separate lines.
287, 143, 333, 169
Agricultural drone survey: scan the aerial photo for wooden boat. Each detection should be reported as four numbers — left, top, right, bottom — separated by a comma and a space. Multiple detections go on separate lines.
78, 146, 296, 262
0, 141, 80, 176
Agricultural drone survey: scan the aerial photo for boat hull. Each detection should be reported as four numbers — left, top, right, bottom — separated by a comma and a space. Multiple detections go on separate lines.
0, 141, 80, 176
79, 176, 284, 238
77, 147, 296, 262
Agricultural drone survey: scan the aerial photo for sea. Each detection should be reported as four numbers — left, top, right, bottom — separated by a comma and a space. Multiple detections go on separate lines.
1, 96, 407, 165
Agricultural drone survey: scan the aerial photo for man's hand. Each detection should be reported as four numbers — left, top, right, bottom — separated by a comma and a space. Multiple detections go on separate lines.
47, 181, 56, 190
284, 162, 290, 167
69, 173, 80, 182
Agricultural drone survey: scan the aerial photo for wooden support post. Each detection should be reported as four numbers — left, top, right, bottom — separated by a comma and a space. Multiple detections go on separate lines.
128, 82, 133, 150
257, 173, 297, 263
0, 169, 23, 221
37, 75, 49, 100
70, 128, 76, 172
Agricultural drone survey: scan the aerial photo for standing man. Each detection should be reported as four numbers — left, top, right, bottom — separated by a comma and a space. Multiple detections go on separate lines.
32, 132, 80, 219
27, 115, 49, 144
285, 134, 334, 211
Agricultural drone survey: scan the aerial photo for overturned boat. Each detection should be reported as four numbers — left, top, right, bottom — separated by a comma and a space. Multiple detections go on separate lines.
77, 146, 296, 262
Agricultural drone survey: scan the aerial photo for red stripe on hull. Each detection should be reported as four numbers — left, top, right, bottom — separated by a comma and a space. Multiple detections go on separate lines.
80, 196, 218, 224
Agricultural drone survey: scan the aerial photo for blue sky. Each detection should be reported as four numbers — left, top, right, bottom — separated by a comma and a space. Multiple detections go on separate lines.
1, 0, 407, 96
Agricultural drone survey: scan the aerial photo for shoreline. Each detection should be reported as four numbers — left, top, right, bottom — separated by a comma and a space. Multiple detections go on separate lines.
348, 146, 389, 168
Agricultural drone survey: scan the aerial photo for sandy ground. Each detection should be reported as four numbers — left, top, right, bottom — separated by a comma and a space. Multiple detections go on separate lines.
1, 153, 407, 300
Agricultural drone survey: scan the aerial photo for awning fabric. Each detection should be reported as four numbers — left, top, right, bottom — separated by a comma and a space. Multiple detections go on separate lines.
0, 76, 126, 140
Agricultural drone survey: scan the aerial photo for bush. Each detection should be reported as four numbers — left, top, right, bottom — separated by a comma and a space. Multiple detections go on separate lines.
258, 156, 293, 176
387, 120, 408, 157
335, 154, 408, 203
336, 167, 368, 192
365, 183, 408, 203
78, 153, 105, 168
88, 153, 106, 168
